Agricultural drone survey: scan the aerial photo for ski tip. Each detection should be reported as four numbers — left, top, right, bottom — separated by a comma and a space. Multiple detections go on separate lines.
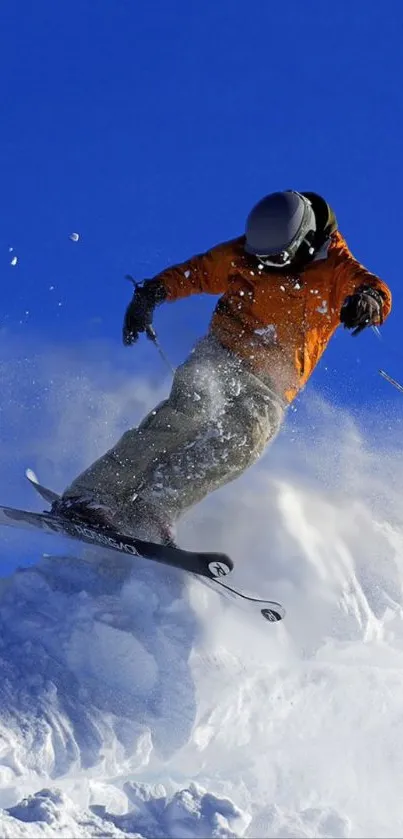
25, 470, 61, 504
201, 552, 234, 577
25, 468, 39, 485
260, 604, 285, 622
207, 557, 233, 577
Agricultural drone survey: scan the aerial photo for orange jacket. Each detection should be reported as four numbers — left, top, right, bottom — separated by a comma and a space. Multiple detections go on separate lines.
155, 232, 392, 403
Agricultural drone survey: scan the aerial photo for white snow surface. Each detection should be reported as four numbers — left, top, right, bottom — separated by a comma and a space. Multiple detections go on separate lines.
1, 342, 403, 837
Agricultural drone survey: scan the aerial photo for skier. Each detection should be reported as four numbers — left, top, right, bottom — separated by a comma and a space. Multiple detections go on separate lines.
54, 191, 392, 544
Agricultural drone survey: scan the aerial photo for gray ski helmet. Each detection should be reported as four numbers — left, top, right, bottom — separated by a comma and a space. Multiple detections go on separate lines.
245, 190, 317, 267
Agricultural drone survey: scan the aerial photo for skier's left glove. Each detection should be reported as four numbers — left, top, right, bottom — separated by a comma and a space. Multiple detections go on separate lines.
340, 286, 384, 336
123, 278, 167, 345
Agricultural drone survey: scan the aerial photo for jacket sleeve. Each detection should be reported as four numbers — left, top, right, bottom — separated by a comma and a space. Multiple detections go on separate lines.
334, 235, 392, 322
152, 238, 241, 302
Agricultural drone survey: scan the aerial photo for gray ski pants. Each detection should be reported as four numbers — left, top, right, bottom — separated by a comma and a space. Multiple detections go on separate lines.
63, 336, 286, 541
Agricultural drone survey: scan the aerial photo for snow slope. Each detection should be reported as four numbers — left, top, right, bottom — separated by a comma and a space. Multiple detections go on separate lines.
1, 342, 403, 837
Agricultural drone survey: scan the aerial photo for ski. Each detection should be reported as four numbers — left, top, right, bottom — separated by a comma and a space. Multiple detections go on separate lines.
204, 576, 285, 622
0, 504, 233, 580
1, 470, 285, 623
25, 468, 61, 504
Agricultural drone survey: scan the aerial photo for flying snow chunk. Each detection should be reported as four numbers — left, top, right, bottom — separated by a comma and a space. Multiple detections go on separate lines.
69, 232, 80, 242
10, 256, 18, 266
254, 324, 277, 344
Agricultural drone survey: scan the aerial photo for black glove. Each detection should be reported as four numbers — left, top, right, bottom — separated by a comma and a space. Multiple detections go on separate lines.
123, 278, 166, 346
340, 286, 384, 336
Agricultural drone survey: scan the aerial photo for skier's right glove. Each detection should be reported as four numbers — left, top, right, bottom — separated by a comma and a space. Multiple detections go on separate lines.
340, 285, 384, 336
123, 278, 167, 345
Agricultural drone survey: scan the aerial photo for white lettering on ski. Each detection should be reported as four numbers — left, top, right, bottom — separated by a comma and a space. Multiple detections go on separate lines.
67, 522, 139, 555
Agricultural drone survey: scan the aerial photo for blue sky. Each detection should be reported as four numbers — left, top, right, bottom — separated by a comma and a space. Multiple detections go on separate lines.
1, 1, 403, 497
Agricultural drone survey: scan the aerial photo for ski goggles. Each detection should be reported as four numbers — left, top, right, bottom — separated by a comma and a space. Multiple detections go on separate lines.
256, 250, 295, 268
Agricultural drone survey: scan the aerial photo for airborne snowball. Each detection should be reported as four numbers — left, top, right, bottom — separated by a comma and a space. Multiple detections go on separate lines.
69, 232, 80, 242
10, 256, 18, 266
